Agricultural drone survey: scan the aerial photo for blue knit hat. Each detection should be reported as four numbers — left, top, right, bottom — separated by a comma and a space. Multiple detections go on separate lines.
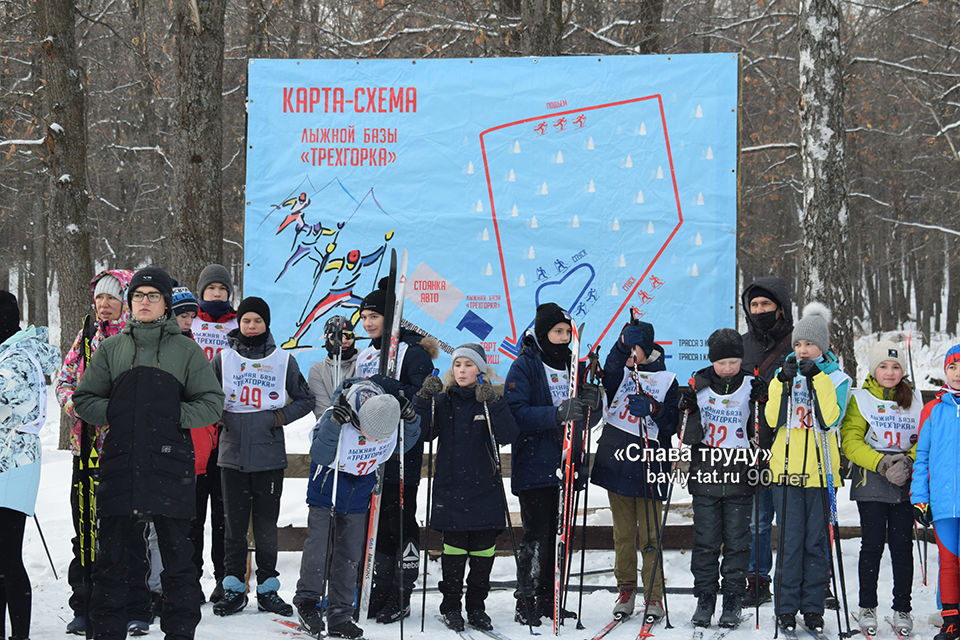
171, 287, 198, 317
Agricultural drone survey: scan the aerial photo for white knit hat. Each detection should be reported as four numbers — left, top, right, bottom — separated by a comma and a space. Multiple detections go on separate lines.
868, 340, 907, 377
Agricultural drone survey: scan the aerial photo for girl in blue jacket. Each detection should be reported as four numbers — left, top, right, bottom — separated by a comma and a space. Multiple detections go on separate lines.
911, 345, 960, 640
415, 343, 518, 632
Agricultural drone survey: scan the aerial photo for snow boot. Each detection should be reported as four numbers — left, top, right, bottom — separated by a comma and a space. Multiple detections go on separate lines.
934, 607, 959, 640
778, 613, 797, 632
857, 607, 878, 635
514, 598, 541, 627
718, 592, 742, 628
209, 578, 225, 604
467, 609, 493, 631
256, 577, 293, 616
296, 601, 325, 638
441, 610, 466, 632
126, 620, 149, 636
212, 576, 248, 616
328, 619, 364, 639
439, 553, 467, 615
892, 610, 913, 636
743, 574, 772, 606
613, 585, 636, 619
65, 616, 86, 635
803, 612, 825, 633
692, 592, 717, 627
376, 591, 410, 624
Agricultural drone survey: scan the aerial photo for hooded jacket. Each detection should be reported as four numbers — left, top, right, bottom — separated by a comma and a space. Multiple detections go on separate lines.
212, 329, 314, 472
741, 277, 794, 380
910, 388, 960, 520
56, 269, 134, 455
73, 316, 225, 518
307, 352, 359, 417
0, 326, 60, 516
415, 384, 518, 531
841, 375, 918, 504
589, 340, 679, 499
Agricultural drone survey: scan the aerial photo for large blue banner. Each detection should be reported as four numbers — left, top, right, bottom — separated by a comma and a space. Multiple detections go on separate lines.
244, 54, 739, 380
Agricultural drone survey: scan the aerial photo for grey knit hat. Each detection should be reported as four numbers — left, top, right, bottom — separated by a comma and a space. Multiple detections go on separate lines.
793, 302, 832, 354
93, 274, 124, 301
196, 264, 233, 300
452, 342, 488, 374
344, 379, 400, 442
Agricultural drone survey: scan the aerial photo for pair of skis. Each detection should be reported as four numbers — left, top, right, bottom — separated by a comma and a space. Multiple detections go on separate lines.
554, 321, 582, 634
435, 615, 519, 640
587, 610, 750, 640
357, 248, 409, 620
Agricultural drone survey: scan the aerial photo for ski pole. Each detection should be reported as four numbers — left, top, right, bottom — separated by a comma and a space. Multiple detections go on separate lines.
903, 329, 928, 585
808, 383, 855, 638
752, 367, 762, 630
420, 368, 438, 632
33, 514, 58, 580
773, 377, 793, 640
810, 409, 845, 637
573, 347, 602, 629
637, 377, 695, 631
476, 374, 535, 636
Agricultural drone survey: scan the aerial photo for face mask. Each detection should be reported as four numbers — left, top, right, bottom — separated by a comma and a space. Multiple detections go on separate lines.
752, 310, 779, 332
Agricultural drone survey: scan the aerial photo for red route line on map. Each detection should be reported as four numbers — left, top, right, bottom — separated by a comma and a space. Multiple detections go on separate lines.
479, 94, 685, 360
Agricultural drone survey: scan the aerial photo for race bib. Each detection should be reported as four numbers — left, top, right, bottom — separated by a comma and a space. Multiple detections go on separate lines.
696, 377, 752, 449
543, 363, 570, 408
355, 342, 408, 380
854, 388, 922, 453
786, 368, 850, 431
192, 316, 237, 362
606, 368, 676, 438
329, 423, 398, 476
222, 348, 289, 413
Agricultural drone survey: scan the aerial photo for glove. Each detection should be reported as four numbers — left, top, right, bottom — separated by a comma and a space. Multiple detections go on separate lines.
627, 393, 660, 418
777, 357, 798, 383
619, 324, 648, 349
271, 409, 287, 428
913, 502, 932, 527
903, 456, 914, 471
876, 453, 900, 475
750, 376, 768, 403
475, 382, 502, 404
416, 375, 443, 399
678, 388, 698, 413
798, 359, 820, 379
556, 398, 588, 424
398, 394, 416, 422
884, 458, 910, 487
370, 374, 401, 397
330, 394, 353, 426
579, 382, 603, 411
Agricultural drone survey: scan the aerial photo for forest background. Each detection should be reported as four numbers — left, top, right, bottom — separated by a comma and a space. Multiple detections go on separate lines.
1, 0, 958, 408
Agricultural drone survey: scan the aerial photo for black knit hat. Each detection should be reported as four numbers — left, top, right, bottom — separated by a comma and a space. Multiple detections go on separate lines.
707, 328, 744, 362
360, 277, 390, 316
128, 267, 174, 311
0, 290, 20, 344
746, 285, 779, 307
237, 296, 271, 328
534, 302, 571, 345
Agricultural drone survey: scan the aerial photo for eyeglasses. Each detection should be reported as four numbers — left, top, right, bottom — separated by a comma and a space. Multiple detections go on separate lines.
132, 292, 163, 303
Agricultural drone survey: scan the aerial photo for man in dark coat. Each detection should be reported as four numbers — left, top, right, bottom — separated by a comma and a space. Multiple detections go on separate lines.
740, 277, 793, 607
74, 267, 225, 640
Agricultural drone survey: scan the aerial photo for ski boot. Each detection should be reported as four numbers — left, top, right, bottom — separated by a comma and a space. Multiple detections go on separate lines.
891, 610, 913, 636
857, 607, 878, 635
256, 578, 293, 617
467, 609, 493, 631
718, 592, 742, 628
803, 612, 825, 633
296, 601, 325, 638
778, 613, 797, 632
514, 598, 541, 627
329, 619, 365, 639
126, 620, 149, 636
743, 574, 772, 606
212, 576, 248, 616
613, 585, 636, 619
441, 610, 466, 631
934, 607, 959, 640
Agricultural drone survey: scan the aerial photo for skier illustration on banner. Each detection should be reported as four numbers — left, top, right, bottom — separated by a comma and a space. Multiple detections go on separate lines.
262, 176, 396, 350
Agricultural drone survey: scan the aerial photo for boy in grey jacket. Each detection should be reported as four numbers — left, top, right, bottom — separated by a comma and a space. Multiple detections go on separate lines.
210, 296, 315, 617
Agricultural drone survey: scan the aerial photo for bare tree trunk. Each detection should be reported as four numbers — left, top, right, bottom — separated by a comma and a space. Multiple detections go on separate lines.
521, 0, 562, 56
637, 0, 665, 54
29, 203, 48, 327
35, 0, 94, 452
797, 0, 854, 375
170, 0, 226, 286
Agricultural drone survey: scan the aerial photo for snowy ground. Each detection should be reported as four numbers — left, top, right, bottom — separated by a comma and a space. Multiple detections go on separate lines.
19, 328, 958, 639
